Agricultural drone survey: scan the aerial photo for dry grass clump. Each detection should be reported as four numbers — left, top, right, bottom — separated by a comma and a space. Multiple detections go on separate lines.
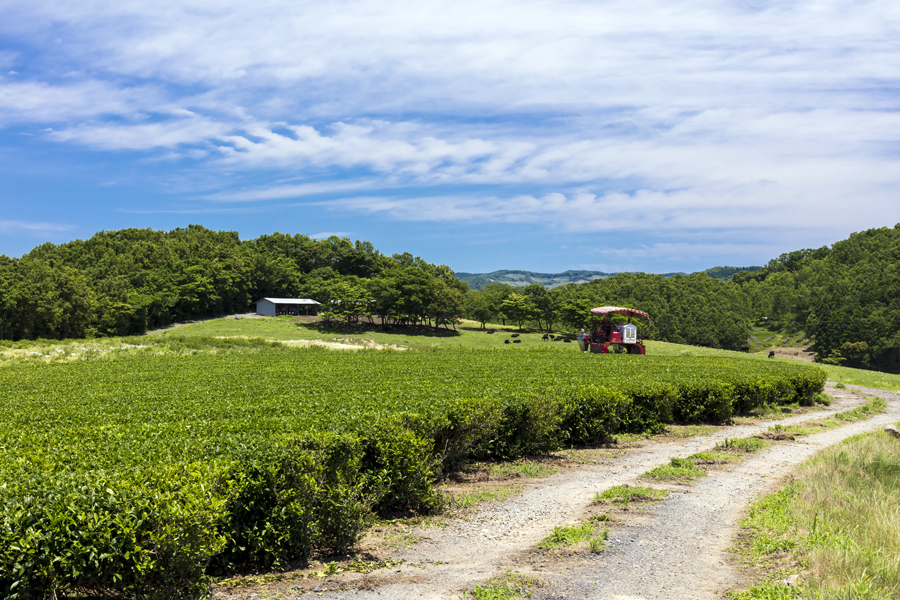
796, 429, 900, 596
732, 425, 900, 599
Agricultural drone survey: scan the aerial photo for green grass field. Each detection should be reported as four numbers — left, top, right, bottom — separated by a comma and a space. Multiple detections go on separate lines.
158, 316, 900, 394
152, 315, 575, 351
5, 315, 899, 392
731, 423, 900, 599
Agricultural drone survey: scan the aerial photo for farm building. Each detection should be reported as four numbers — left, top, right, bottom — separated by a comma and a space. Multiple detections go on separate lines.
254, 298, 321, 317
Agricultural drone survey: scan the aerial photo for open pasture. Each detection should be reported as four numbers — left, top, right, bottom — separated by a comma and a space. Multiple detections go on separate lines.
0, 345, 825, 597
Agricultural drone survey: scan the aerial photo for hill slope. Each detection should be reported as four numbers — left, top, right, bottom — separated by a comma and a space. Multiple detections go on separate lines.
458, 266, 763, 289
456, 269, 613, 290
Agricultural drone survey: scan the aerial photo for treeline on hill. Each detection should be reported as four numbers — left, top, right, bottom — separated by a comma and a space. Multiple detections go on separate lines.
465, 225, 900, 372
2, 224, 900, 372
465, 274, 753, 350
0, 225, 468, 340
729, 224, 900, 373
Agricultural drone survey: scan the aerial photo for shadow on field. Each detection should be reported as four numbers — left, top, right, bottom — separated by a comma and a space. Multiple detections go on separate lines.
303, 321, 464, 339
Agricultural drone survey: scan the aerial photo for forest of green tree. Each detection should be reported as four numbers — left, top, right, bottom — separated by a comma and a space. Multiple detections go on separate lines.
2, 224, 899, 372
0, 226, 468, 340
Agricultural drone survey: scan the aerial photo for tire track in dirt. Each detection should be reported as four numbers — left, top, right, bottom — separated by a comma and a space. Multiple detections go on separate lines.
214, 385, 899, 600
538, 385, 900, 600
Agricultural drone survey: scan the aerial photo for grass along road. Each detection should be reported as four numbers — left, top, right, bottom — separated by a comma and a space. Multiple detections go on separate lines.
212, 384, 898, 600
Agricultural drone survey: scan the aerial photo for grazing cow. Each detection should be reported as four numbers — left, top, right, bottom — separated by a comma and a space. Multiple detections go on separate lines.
768, 350, 775, 358
511, 333, 520, 338
542, 334, 549, 340
513, 340, 522, 343
504, 339, 510, 344
486, 330, 495, 334
564, 339, 572, 343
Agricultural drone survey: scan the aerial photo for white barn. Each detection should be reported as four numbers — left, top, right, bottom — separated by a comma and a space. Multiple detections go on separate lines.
254, 298, 321, 317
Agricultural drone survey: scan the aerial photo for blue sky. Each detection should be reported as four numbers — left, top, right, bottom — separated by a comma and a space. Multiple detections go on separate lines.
1, 0, 899, 273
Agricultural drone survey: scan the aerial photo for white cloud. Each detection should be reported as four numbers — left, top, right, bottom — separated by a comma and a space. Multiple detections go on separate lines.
0, 219, 75, 234
1, 0, 899, 261
48, 113, 230, 150
575, 241, 776, 272
0, 80, 158, 124
319, 182, 900, 239
309, 231, 352, 240
201, 179, 379, 202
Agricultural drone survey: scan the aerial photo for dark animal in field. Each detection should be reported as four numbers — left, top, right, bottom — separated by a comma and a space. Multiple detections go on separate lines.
564, 339, 571, 343
768, 350, 775, 358
486, 330, 495, 334
511, 333, 520, 338
542, 334, 549, 340
504, 339, 510, 344
513, 339, 521, 343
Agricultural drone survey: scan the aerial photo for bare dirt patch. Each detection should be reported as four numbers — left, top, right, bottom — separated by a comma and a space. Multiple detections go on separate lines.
770, 347, 817, 362
278, 339, 407, 351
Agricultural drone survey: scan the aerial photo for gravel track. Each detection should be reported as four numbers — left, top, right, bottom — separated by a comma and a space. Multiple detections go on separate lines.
218, 384, 900, 600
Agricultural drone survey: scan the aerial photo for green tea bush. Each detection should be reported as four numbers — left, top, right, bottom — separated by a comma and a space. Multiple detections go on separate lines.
0, 346, 825, 597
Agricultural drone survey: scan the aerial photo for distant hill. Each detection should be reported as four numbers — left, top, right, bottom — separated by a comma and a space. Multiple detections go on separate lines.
458, 266, 764, 289
456, 270, 613, 290
702, 265, 764, 281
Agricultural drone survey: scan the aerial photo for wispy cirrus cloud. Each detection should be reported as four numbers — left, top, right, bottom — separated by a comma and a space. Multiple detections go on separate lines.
0, 79, 158, 125
47, 112, 230, 150
319, 182, 895, 239
201, 179, 380, 202
309, 231, 352, 240
1, 0, 899, 268
0, 219, 75, 235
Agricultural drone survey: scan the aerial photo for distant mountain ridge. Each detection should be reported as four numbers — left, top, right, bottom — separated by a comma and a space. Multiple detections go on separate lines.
455, 270, 613, 290
456, 266, 763, 289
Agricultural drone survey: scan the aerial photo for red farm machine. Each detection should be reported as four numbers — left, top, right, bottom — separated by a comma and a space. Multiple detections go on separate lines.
576, 306, 651, 355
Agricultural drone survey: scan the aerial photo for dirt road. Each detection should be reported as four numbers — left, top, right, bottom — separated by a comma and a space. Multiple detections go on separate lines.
214, 384, 900, 600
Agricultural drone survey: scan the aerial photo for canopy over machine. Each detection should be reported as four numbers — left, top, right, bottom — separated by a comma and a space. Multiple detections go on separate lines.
576, 306, 651, 354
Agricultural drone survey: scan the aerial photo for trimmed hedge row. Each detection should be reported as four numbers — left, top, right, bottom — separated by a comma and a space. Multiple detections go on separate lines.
0, 348, 826, 598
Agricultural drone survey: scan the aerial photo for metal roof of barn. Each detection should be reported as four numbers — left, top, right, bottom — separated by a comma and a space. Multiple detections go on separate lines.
255, 298, 321, 305
589, 306, 651, 322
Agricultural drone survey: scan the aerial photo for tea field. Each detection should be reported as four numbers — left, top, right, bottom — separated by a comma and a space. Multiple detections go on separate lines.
0, 346, 825, 598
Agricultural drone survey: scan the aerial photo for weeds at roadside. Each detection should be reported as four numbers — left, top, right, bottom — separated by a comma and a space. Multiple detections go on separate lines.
688, 451, 744, 465
609, 432, 652, 445
728, 425, 900, 599
538, 518, 610, 552
490, 461, 558, 479
761, 398, 886, 438
663, 425, 718, 438
588, 537, 606, 554
813, 392, 832, 406
447, 485, 524, 511
381, 531, 423, 549
643, 457, 706, 481
750, 401, 804, 419
215, 558, 405, 588
594, 485, 667, 503
464, 571, 539, 599
716, 437, 768, 453
834, 397, 886, 420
